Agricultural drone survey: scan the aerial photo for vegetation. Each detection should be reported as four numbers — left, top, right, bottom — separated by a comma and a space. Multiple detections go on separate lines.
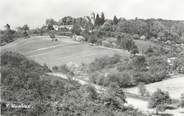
1, 12, 184, 116
0, 24, 16, 45
148, 89, 172, 114
1, 52, 147, 116
180, 93, 184, 107
88, 52, 171, 88
138, 82, 149, 97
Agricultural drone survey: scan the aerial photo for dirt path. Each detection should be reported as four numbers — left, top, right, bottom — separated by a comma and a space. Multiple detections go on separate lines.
126, 74, 184, 99
46, 72, 184, 115
46, 73, 150, 111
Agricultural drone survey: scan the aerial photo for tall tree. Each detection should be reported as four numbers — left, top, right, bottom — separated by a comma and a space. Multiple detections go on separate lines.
5, 24, 10, 30
100, 12, 105, 25
95, 14, 100, 26
113, 16, 119, 25
22, 24, 30, 38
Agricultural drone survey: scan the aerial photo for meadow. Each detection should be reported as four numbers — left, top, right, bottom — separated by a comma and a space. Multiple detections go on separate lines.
126, 74, 184, 99
1, 36, 129, 67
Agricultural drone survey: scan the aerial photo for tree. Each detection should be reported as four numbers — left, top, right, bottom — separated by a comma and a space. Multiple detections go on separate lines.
113, 16, 119, 25
1, 24, 15, 43
180, 93, 184, 107
22, 24, 30, 38
138, 82, 147, 96
130, 44, 139, 55
102, 83, 126, 110
71, 24, 82, 35
5, 24, 10, 30
148, 89, 172, 114
95, 14, 101, 26
100, 12, 105, 25
132, 55, 147, 71
46, 18, 57, 26
117, 34, 136, 52
47, 23, 55, 40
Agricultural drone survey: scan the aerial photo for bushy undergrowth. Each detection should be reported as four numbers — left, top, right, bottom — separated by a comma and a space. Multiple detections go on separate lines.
1, 52, 147, 116
88, 54, 171, 88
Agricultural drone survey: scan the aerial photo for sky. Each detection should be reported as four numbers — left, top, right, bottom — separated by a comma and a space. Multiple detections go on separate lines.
0, 0, 184, 29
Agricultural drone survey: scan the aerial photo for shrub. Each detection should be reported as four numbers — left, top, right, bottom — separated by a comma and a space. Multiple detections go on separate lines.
149, 89, 172, 114
138, 82, 147, 96
88, 55, 121, 72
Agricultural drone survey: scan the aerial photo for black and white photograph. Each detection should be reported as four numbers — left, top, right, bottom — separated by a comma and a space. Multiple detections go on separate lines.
0, 0, 184, 116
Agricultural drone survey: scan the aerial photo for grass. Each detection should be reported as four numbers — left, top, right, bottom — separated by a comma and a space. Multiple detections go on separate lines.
134, 40, 158, 53
126, 74, 184, 99
1, 36, 129, 67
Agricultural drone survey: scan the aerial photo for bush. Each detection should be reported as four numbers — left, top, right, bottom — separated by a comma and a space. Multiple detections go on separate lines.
149, 89, 172, 114
88, 55, 121, 72
138, 82, 148, 96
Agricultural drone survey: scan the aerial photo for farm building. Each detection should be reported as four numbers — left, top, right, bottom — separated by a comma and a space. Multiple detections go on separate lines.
72, 35, 86, 42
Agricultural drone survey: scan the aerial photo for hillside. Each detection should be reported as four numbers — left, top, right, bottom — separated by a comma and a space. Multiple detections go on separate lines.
126, 74, 184, 99
1, 36, 129, 67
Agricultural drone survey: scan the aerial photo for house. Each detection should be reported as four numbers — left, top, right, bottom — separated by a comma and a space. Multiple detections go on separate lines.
140, 35, 146, 40
53, 25, 73, 31
72, 35, 86, 42
167, 57, 176, 66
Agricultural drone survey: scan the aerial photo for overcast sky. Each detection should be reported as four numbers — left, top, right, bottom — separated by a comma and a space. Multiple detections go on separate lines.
0, 0, 184, 29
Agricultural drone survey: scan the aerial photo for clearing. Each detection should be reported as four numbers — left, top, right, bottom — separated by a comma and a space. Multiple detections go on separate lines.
126, 74, 184, 99
1, 36, 129, 67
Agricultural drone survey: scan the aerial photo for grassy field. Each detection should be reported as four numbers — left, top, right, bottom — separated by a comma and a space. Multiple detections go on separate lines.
1, 36, 129, 67
134, 40, 158, 53
126, 74, 184, 99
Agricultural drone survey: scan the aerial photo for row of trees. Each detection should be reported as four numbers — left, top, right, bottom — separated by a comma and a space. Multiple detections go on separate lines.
0, 24, 31, 46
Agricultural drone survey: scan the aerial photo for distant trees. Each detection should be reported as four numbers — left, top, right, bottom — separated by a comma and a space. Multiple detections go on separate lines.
94, 12, 105, 26
46, 19, 56, 40
1, 24, 15, 45
117, 34, 138, 53
16, 24, 30, 38
46, 18, 57, 26
71, 24, 82, 35
149, 89, 172, 114
61, 16, 74, 25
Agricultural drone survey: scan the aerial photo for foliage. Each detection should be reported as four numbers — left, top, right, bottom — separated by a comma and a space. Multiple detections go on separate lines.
117, 33, 138, 52
113, 16, 119, 25
71, 24, 82, 35
132, 55, 147, 71
138, 82, 149, 97
180, 93, 184, 107
88, 54, 121, 72
0, 24, 16, 45
149, 89, 172, 113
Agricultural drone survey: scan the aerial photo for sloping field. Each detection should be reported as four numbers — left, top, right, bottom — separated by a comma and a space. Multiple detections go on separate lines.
1, 36, 129, 67
134, 40, 157, 52
126, 74, 184, 99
